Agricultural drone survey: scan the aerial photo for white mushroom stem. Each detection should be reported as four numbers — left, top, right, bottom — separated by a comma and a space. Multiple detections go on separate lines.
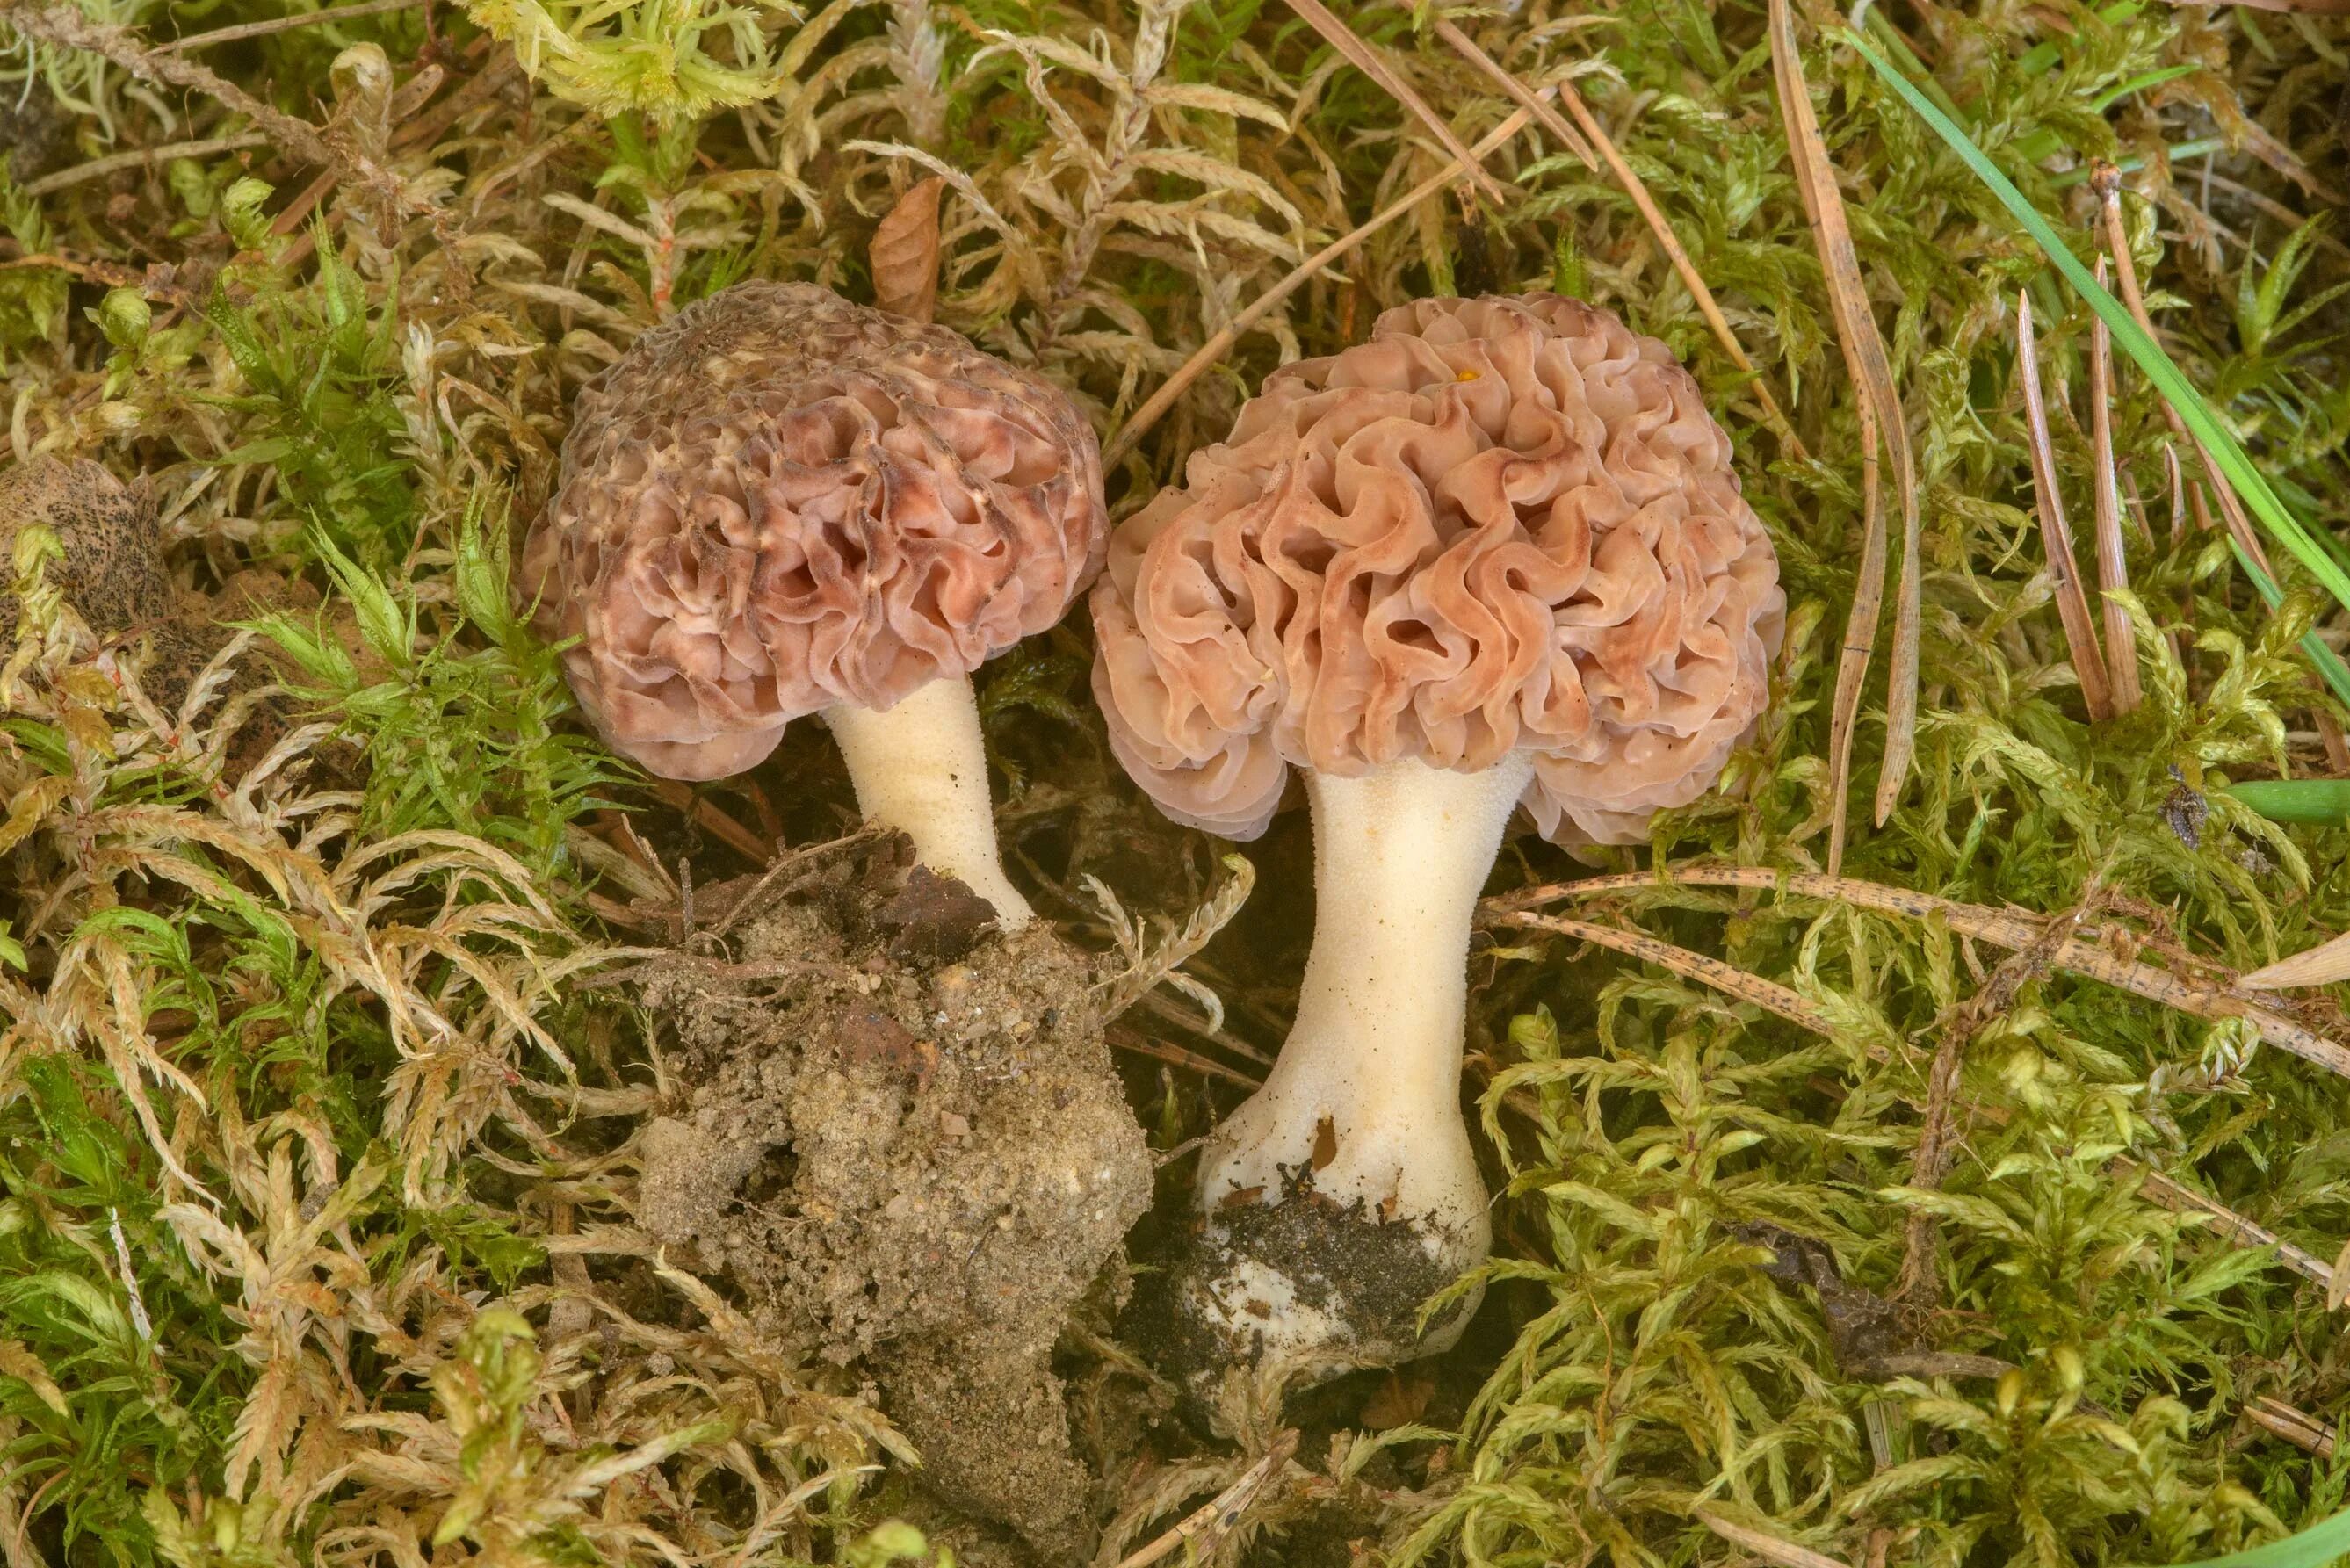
821, 676, 1034, 928
1197, 752, 1534, 1261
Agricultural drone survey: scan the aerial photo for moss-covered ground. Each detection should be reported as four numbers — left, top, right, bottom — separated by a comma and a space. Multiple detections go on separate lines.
4, 0, 2350, 1563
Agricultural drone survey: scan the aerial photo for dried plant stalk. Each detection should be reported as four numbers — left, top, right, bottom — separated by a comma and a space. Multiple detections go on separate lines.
1113, 1429, 1298, 1568
1428, 19, 1595, 170
1694, 1510, 1853, 1568
2240, 928, 2350, 989
2089, 257, 2143, 716
2017, 290, 2117, 722
1768, 0, 1920, 860
2128, 1162, 2335, 1283
1498, 910, 1835, 1036
1486, 867, 2350, 1080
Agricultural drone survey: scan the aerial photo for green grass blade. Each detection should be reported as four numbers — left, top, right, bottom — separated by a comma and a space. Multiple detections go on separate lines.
1842, 28, 2350, 709
2159, 1505, 2350, 1568
2225, 778, 2350, 827
2225, 536, 2350, 706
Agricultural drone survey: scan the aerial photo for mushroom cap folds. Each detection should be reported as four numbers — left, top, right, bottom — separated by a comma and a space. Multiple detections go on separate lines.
1089, 293, 1785, 846
524, 282, 1108, 780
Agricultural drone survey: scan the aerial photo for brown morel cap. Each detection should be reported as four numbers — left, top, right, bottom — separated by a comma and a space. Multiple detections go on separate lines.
1089, 292, 1786, 845
524, 282, 1108, 780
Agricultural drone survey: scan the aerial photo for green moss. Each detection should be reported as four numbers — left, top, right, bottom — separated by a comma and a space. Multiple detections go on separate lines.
1, 0, 2347, 1562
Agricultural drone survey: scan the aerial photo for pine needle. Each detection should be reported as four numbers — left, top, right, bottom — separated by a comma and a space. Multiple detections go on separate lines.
1768, 0, 1919, 861
1277, 0, 1509, 207
1103, 103, 1538, 466
1453, 20, 1808, 459
2017, 289, 2118, 722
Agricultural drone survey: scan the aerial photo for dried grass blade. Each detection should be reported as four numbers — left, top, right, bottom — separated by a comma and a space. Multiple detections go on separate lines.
2089, 257, 2142, 715
2126, 1161, 2336, 1285
1486, 30, 1805, 459
1278, 0, 1508, 206
1861, 51, 2350, 715
1110, 1020, 1265, 1089
1426, 19, 1594, 169
2017, 290, 2117, 722
1768, 0, 1918, 853
1824, 399, 1884, 878
2093, 165, 2220, 539
869, 175, 944, 323
1486, 866, 2350, 1080
1103, 105, 1537, 466
1499, 911, 1838, 1037
152, 0, 428, 52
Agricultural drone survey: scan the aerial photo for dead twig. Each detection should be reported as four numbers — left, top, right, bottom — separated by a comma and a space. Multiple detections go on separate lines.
1484, 867, 2350, 1080
707, 826, 884, 939
21, 132, 273, 197
0, 249, 192, 304
1898, 886, 2108, 1301
2128, 1161, 2334, 1285
3, 0, 445, 271
153, 0, 430, 53
578, 952, 828, 993
1497, 911, 1835, 1037
1114, 1428, 1298, 1568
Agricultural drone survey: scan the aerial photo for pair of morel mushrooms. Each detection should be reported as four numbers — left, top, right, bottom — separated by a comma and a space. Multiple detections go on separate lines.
525, 281, 1785, 1396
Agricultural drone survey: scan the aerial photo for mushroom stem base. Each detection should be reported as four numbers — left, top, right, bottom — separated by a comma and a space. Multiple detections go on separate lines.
1153, 755, 1531, 1419
822, 676, 1033, 928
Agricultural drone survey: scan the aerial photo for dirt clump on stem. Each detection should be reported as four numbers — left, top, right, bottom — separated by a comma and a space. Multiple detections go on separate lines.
633, 835, 1153, 1562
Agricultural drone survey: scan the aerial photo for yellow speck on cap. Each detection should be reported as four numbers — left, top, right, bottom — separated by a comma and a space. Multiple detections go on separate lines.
1456, 368, 1480, 381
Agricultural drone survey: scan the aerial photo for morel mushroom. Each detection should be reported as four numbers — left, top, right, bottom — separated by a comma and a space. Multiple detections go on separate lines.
524, 282, 1108, 925
1091, 293, 1784, 1396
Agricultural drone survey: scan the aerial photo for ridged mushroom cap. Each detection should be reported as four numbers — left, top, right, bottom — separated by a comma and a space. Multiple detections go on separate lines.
524, 282, 1108, 780
1088, 293, 1785, 846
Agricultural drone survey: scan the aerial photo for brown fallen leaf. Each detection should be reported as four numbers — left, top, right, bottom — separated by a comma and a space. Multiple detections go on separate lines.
1279, 0, 1508, 208
870, 174, 944, 323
